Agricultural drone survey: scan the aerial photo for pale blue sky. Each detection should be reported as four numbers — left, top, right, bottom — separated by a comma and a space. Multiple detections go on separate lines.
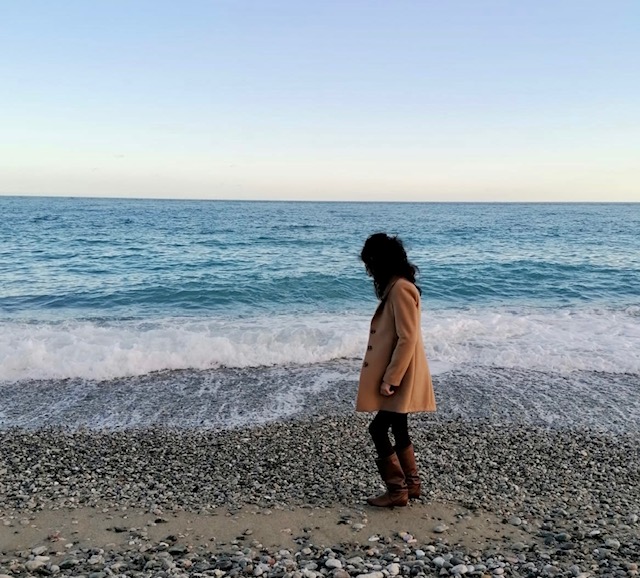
1, 1, 638, 201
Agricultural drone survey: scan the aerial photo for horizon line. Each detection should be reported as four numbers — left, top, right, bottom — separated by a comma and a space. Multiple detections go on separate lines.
1, 193, 638, 204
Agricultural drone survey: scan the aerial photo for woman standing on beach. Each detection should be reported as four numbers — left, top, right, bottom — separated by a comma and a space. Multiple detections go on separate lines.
358, 233, 436, 507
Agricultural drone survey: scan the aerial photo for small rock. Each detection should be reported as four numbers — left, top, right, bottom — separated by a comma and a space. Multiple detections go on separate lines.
326, 559, 342, 570
59, 559, 79, 569
88, 554, 104, 565
605, 538, 621, 550
508, 516, 522, 526
450, 564, 468, 575
433, 557, 446, 567
433, 524, 448, 534
386, 563, 400, 576
25, 558, 48, 572
112, 526, 128, 533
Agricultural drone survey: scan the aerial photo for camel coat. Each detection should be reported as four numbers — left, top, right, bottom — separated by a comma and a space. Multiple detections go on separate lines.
356, 277, 436, 414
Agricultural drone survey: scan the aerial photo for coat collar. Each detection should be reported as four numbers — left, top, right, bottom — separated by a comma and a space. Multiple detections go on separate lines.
380, 276, 401, 301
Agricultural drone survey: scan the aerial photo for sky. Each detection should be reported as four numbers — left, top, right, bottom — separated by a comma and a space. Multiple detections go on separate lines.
1, 1, 638, 202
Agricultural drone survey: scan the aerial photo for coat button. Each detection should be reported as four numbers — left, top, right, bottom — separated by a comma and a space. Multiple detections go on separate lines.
363, 361, 369, 367
367, 345, 373, 350
370, 329, 376, 334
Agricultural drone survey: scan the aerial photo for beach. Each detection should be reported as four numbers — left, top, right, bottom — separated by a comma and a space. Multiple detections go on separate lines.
2, 412, 640, 577
1, 200, 639, 575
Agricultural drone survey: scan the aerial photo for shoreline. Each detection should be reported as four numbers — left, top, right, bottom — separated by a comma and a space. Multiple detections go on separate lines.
3, 366, 640, 432
2, 415, 639, 576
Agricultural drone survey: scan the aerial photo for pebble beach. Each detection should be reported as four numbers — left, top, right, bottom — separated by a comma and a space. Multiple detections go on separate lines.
2, 200, 640, 577
2, 412, 640, 578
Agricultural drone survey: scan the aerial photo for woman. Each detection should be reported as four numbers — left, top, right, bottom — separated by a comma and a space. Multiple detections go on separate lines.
357, 233, 436, 507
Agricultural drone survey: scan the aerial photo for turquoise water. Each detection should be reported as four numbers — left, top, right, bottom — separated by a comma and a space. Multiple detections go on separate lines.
2, 198, 639, 318
1, 197, 639, 429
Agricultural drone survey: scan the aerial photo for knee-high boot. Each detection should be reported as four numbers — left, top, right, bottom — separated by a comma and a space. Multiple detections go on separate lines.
396, 444, 421, 499
366, 453, 408, 507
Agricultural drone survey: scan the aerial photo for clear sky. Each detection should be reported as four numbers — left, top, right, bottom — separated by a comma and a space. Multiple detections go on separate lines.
1, 1, 638, 202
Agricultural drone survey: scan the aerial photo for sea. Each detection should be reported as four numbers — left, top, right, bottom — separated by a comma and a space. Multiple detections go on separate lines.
1, 197, 639, 431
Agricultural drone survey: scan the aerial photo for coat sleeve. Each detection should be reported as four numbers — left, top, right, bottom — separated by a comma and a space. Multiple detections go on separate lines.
382, 282, 420, 387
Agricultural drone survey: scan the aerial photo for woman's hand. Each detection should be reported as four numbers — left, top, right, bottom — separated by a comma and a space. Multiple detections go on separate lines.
380, 382, 396, 397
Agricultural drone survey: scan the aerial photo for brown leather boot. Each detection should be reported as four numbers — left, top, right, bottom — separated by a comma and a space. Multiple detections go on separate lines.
396, 444, 421, 499
366, 453, 408, 507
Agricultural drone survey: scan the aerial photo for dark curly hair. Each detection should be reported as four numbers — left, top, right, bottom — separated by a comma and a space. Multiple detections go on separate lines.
360, 233, 420, 299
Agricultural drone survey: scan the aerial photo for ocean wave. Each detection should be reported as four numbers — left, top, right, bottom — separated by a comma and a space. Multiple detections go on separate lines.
427, 307, 640, 374
0, 316, 369, 382
1, 307, 639, 382
0, 274, 369, 313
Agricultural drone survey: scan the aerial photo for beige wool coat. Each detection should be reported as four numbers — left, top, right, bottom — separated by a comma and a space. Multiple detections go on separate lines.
356, 277, 436, 414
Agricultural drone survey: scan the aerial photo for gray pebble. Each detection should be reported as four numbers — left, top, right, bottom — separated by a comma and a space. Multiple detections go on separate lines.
386, 563, 400, 576
433, 524, 448, 534
605, 538, 621, 550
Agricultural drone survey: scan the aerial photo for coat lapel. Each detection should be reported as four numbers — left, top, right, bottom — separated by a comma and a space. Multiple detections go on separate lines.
373, 277, 400, 317
381, 276, 400, 301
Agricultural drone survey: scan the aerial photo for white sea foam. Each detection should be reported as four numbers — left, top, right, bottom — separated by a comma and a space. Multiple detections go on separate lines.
0, 307, 638, 382
0, 316, 369, 382
427, 308, 640, 374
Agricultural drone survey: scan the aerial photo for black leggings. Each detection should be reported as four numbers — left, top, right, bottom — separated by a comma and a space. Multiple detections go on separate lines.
368, 411, 411, 458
